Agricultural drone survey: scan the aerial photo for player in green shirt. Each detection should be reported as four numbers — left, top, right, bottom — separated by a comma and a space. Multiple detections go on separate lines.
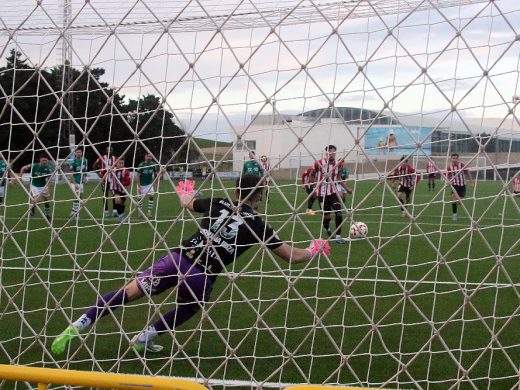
336, 163, 352, 202
69, 148, 89, 218
19, 154, 54, 220
242, 151, 263, 177
136, 153, 159, 217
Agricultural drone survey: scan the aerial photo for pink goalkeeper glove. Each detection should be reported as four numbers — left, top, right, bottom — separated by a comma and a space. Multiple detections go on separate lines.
306, 239, 331, 257
176, 179, 196, 196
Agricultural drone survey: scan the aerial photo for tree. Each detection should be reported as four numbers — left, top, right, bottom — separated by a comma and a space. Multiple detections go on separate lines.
0, 50, 195, 169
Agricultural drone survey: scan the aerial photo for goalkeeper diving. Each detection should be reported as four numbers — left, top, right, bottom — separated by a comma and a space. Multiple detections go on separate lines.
52, 174, 331, 355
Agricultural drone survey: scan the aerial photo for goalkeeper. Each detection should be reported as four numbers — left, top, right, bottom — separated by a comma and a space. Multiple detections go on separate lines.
52, 174, 330, 355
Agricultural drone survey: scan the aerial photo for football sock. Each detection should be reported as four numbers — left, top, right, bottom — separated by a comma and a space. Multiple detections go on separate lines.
83, 289, 129, 324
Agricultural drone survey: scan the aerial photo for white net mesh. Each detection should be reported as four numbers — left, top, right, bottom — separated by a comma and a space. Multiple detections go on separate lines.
0, 0, 519, 389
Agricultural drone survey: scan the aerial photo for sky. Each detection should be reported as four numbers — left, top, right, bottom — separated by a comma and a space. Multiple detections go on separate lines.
1, 0, 519, 141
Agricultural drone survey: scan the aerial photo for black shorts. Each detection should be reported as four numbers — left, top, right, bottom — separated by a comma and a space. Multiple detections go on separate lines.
452, 185, 466, 198
397, 185, 413, 197
319, 194, 342, 212
428, 173, 435, 179
305, 186, 314, 195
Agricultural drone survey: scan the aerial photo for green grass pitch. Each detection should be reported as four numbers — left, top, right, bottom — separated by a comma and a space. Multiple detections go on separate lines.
0, 178, 518, 389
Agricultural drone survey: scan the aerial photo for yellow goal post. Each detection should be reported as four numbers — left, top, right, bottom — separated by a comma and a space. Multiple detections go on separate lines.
0, 364, 207, 390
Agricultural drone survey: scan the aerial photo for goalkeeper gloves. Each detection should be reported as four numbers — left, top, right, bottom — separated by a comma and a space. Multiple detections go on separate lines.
306, 239, 331, 257
176, 179, 196, 196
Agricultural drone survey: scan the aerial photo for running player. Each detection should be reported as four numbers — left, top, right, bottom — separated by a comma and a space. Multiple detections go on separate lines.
446, 153, 474, 221
392, 156, 417, 218
314, 145, 347, 243
93, 146, 117, 217
69, 148, 89, 218
136, 153, 159, 217
425, 160, 438, 191
19, 154, 53, 221
51, 174, 330, 355
302, 167, 317, 215
106, 158, 131, 222
0, 157, 10, 204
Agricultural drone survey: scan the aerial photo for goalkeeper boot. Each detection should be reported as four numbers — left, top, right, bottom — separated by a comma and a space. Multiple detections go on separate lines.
132, 334, 163, 354
51, 325, 79, 355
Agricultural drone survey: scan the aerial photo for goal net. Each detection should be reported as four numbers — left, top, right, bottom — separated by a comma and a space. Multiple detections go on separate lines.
0, 0, 519, 389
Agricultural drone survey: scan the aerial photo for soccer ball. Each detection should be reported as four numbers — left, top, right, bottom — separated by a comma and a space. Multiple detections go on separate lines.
350, 222, 368, 238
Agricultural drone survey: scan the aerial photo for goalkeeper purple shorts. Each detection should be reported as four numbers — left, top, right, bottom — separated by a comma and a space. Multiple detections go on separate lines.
136, 250, 213, 301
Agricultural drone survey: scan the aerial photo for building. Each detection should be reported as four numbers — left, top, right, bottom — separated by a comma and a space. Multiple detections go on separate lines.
233, 107, 520, 178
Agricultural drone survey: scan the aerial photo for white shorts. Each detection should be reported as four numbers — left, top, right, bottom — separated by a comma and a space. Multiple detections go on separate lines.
72, 183, 84, 194
139, 184, 154, 196
30, 185, 49, 198
336, 184, 347, 194
0, 186, 4, 197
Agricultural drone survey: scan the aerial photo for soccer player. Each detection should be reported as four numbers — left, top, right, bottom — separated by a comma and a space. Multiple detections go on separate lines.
242, 151, 263, 177
392, 156, 417, 218
93, 145, 117, 217
425, 160, 438, 191
136, 152, 159, 217
19, 153, 53, 221
336, 163, 352, 202
260, 155, 271, 202
69, 148, 88, 218
107, 158, 131, 222
51, 174, 330, 355
446, 153, 474, 221
314, 145, 348, 243
513, 175, 520, 196
302, 167, 317, 215
0, 157, 10, 204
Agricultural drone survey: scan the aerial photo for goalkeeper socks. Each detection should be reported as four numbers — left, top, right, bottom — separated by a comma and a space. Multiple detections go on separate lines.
44, 202, 50, 217
452, 203, 457, 214
137, 325, 159, 343
73, 314, 92, 332
153, 304, 200, 334
84, 289, 129, 323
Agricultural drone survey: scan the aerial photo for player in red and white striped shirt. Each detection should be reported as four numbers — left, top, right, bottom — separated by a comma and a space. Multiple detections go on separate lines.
512, 176, 520, 195
301, 167, 317, 215
107, 158, 131, 222
425, 160, 438, 192
392, 157, 417, 218
93, 145, 118, 217
260, 155, 271, 202
314, 145, 351, 243
446, 153, 474, 220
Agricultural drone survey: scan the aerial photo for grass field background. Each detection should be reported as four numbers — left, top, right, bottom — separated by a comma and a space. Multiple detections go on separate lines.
0, 177, 518, 389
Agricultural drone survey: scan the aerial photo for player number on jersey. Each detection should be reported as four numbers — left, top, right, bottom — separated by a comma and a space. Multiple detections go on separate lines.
210, 209, 244, 240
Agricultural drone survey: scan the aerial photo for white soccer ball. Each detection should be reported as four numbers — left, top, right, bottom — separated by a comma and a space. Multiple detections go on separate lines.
350, 222, 368, 238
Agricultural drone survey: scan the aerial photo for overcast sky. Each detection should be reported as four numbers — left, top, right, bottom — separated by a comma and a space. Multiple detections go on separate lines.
1, 0, 519, 141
